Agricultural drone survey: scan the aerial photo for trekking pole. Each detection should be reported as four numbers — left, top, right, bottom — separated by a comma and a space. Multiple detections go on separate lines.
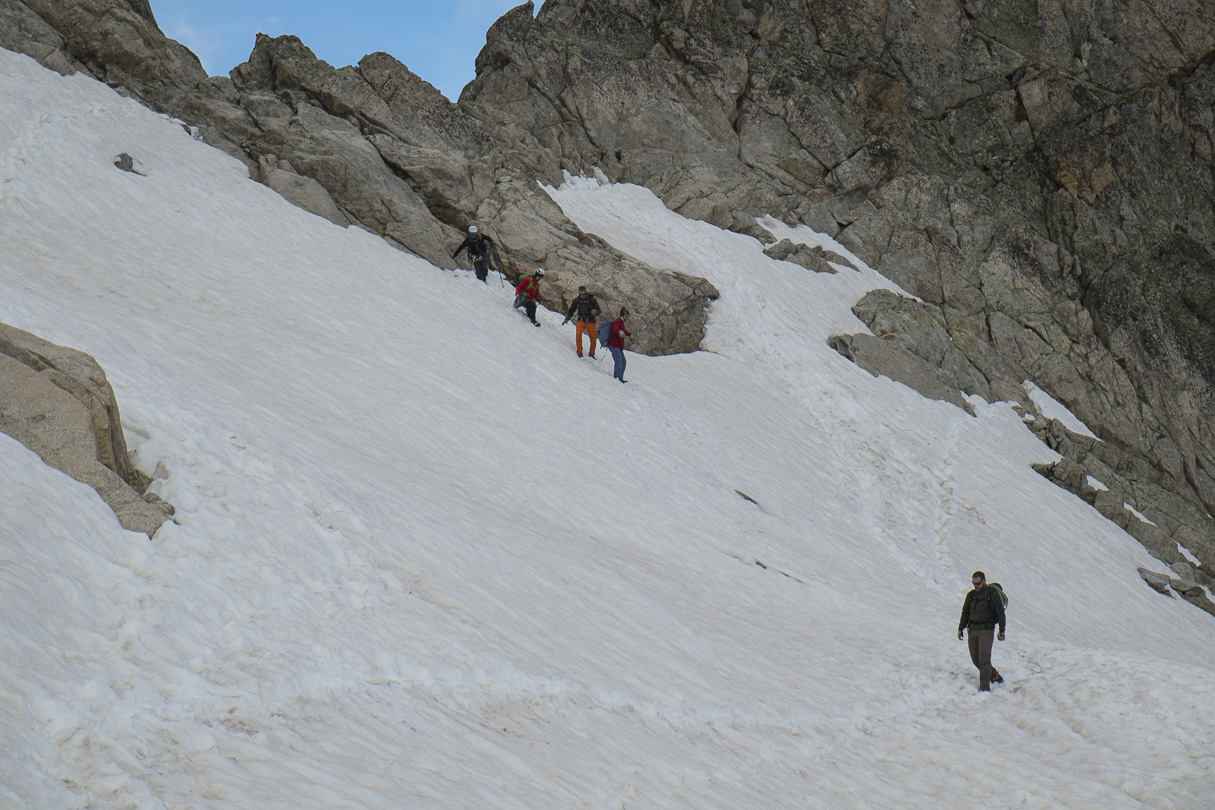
491, 248, 504, 288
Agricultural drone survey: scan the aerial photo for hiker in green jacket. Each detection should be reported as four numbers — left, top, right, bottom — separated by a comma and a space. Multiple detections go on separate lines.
958, 570, 1006, 692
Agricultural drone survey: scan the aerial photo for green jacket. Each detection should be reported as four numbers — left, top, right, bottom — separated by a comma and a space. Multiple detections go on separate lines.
959, 585, 1006, 633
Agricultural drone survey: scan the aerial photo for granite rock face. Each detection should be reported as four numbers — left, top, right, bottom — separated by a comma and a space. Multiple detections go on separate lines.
3, 0, 1215, 590
0, 5, 717, 356
455, 0, 1215, 587
763, 239, 854, 274
0, 0, 206, 103
464, 0, 1215, 583
0, 324, 172, 536
205, 30, 720, 355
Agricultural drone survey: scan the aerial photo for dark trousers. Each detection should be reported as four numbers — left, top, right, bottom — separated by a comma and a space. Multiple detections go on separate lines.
521, 298, 537, 324
966, 629, 1001, 690
609, 346, 626, 380
473, 259, 489, 282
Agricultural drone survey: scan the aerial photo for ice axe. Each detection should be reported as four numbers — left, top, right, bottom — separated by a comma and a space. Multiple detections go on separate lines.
492, 248, 506, 287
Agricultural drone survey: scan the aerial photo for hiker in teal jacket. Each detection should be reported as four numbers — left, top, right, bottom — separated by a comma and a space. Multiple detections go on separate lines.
958, 570, 1006, 691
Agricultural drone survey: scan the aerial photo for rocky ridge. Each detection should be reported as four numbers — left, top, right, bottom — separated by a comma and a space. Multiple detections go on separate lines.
0, 2, 716, 355
2, 0, 1213, 605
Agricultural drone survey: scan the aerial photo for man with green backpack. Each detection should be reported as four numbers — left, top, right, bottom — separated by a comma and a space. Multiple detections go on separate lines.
958, 571, 1007, 692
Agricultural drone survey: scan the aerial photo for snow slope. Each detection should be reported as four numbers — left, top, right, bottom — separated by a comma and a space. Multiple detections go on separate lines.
2, 47, 1214, 809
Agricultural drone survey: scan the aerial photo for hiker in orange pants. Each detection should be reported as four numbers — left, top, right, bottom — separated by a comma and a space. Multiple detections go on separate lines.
561, 286, 602, 357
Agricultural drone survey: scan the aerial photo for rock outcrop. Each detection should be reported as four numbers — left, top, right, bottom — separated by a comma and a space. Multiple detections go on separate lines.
0, 0, 206, 105
0, 5, 717, 356
0, 324, 173, 536
1139, 566, 1215, 618
763, 239, 856, 274
3, 0, 1215, 596
464, 0, 1215, 590
207, 31, 720, 354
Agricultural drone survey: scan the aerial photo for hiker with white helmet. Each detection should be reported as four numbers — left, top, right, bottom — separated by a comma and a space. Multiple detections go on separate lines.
451, 224, 496, 283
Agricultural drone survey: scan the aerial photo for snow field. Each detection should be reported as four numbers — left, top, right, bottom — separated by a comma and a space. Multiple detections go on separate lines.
2, 47, 1214, 808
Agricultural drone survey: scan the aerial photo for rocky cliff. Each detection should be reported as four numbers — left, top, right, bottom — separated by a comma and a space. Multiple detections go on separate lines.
3, 0, 1213, 598
463, 0, 1215, 601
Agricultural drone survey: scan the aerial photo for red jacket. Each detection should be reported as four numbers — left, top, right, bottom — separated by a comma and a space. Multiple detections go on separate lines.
515, 277, 541, 300
608, 317, 631, 349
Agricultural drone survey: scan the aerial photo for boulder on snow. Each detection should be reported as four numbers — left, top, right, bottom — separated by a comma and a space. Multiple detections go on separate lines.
113, 152, 145, 175
1171, 561, 1197, 580
1137, 567, 1173, 596
827, 332, 975, 414
1170, 577, 1204, 597
0, 323, 172, 536
1168, 577, 1215, 617
763, 239, 847, 274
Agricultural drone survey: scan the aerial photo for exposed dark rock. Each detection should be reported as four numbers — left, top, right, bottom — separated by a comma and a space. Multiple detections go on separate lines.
1138, 567, 1173, 596
1169, 577, 1215, 618
763, 239, 855, 274
252, 155, 349, 227
828, 332, 976, 414
0, 0, 206, 106
113, 152, 145, 175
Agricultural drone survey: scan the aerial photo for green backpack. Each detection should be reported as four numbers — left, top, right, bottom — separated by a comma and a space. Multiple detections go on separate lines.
989, 582, 1008, 610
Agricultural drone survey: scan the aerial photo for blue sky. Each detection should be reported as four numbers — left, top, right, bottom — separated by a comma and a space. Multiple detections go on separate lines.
155, 0, 543, 101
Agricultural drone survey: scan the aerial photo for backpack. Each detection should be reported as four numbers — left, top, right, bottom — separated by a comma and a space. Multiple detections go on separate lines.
575, 295, 600, 321
514, 277, 537, 308
598, 320, 613, 347
989, 582, 1008, 610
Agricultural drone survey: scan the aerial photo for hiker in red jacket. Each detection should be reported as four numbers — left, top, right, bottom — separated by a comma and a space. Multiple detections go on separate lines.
514, 268, 544, 327
607, 307, 631, 382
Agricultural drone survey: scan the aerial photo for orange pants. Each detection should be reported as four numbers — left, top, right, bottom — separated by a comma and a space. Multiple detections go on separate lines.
575, 321, 597, 356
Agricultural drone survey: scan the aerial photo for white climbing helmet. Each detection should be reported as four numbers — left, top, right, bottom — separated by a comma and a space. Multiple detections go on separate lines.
468, 224, 479, 234
534, 267, 545, 277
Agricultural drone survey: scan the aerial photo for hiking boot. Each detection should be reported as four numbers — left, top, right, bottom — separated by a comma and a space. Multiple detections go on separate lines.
991, 673, 1004, 684
533, 321, 541, 327
577, 351, 583, 357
